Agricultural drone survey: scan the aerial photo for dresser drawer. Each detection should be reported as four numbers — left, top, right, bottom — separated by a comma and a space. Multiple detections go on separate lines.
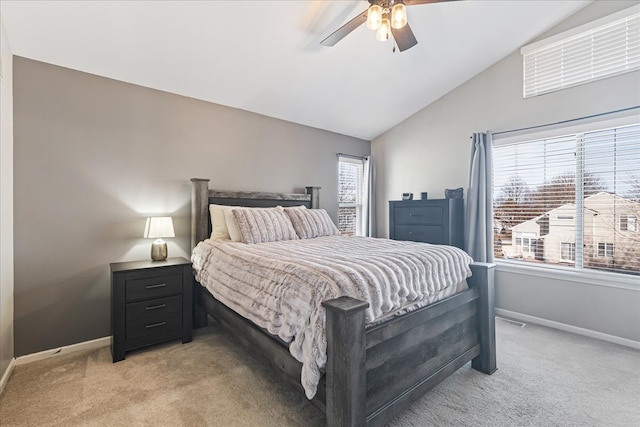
125, 273, 182, 301
126, 295, 182, 322
394, 225, 444, 244
394, 206, 444, 225
126, 312, 182, 340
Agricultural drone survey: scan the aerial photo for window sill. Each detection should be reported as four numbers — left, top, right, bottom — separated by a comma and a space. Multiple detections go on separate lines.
495, 260, 640, 291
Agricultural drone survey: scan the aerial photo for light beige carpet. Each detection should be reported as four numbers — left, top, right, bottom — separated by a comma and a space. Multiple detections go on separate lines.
1, 319, 639, 426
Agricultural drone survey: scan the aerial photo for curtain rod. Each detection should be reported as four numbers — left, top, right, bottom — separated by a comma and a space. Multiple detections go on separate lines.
337, 153, 366, 160
491, 105, 640, 137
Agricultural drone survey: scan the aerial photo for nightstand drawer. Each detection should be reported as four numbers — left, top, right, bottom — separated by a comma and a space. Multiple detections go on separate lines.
394, 225, 444, 243
394, 206, 444, 225
126, 295, 182, 322
125, 273, 182, 301
126, 312, 182, 340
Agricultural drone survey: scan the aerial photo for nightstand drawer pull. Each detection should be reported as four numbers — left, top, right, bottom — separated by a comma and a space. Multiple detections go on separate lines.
145, 283, 167, 289
146, 321, 167, 329
146, 304, 167, 310
409, 231, 424, 235
409, 213, 424, 217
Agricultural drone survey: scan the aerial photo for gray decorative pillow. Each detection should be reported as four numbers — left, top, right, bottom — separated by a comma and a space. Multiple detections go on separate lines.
232, 207, 299, 244
285, 208, 340, 239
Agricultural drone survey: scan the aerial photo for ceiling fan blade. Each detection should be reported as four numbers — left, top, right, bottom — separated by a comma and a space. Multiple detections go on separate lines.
391, 22, 418, 52
320, 9, 368, 47
403, 0, 460, 5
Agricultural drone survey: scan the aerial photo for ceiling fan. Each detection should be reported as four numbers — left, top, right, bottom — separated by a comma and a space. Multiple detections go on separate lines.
320, 0, 458, 52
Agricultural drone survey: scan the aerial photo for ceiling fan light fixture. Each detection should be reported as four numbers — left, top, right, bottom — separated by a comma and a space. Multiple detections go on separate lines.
376, 18, 391, 41
391, 3, 407, 29
366, 4, 383, 30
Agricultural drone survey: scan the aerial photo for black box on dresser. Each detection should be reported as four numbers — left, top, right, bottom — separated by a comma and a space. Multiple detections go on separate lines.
110, 257, 192, 362
389, 198, 464, 249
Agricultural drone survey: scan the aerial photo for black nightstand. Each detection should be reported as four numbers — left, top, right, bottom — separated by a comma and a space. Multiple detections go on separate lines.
110, 257, 192, 362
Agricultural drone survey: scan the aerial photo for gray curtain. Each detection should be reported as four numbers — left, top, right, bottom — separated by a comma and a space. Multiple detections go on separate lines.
465, 132, 494, 263
361, 156, 376, 237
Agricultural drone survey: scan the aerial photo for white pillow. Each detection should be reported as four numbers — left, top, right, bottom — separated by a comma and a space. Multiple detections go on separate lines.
280, 205, 307, 210
223, 208, 243, 242
209, 204, 236, 240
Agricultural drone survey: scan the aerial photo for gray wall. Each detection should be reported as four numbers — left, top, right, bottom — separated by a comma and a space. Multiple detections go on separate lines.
1, 19, 15, 380
13, 57, 369, 356
372, 1, 640, 342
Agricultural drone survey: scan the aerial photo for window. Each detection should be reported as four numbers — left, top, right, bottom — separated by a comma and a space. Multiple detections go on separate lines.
493, 122, 640, 276
597, 242, 615, 258
561, 242, 576, 262
514, 235, 536, 255
338, 156, 364, 235
521, 5, 640, 98
620, 215, 637, 232
522, 238, 535, 254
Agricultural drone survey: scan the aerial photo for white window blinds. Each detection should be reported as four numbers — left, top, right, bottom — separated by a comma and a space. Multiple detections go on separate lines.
493, 123, 640, 277
581, 124, 640, 275
521, 5, 640, 98
494, 134, 577, 264
338, 156, 364, 235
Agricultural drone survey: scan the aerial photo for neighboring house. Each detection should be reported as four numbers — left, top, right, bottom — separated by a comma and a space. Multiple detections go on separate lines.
509, 214, 543, 260
509, 192, 639, 272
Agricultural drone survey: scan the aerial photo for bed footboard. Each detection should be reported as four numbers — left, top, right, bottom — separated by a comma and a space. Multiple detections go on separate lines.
321, 262, 496, 427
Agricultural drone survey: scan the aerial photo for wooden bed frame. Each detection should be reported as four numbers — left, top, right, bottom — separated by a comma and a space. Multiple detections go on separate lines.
190, 178, 496, 427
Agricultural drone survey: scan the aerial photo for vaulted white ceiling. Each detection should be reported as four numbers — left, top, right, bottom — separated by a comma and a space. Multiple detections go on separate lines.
1, 0, 591, 140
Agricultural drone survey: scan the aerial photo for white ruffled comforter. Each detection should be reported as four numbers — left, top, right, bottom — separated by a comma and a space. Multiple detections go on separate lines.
191, 236, 473, 399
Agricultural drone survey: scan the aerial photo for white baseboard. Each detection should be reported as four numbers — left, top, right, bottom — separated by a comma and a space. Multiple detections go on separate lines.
495, 308, 640, 350
15, 337, 110, 366
0, 357, 16, 396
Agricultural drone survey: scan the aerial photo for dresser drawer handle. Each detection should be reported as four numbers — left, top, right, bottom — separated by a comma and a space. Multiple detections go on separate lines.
409, 213, 424, 217
146, 304, 167, 310
409, 231, 424, 235
145, 321, 167, 329
145, 283, 167, 289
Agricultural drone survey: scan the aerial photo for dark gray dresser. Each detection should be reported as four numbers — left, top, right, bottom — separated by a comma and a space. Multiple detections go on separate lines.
389, 199, 464, 249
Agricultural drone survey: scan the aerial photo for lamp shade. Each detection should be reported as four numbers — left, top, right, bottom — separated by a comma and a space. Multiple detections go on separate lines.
144, 217, 175, 239
391, 3, 407, 29
366, 4, 383, 30
376, 18, 391, 41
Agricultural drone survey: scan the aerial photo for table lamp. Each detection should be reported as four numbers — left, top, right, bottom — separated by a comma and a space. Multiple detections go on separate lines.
144, 217, 175, 261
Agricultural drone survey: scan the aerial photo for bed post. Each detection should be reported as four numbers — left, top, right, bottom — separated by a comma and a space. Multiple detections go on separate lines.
469, 262, 497, 375
191, 178, 210, 250
191, 178, 210, 329
322, 297, 369, 427
306, 186, 321, 209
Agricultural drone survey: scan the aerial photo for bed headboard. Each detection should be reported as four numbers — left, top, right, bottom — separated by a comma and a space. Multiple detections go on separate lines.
190, 178, 321, 250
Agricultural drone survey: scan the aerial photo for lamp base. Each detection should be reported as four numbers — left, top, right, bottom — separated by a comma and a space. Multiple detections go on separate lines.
150, 239, 168, 261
